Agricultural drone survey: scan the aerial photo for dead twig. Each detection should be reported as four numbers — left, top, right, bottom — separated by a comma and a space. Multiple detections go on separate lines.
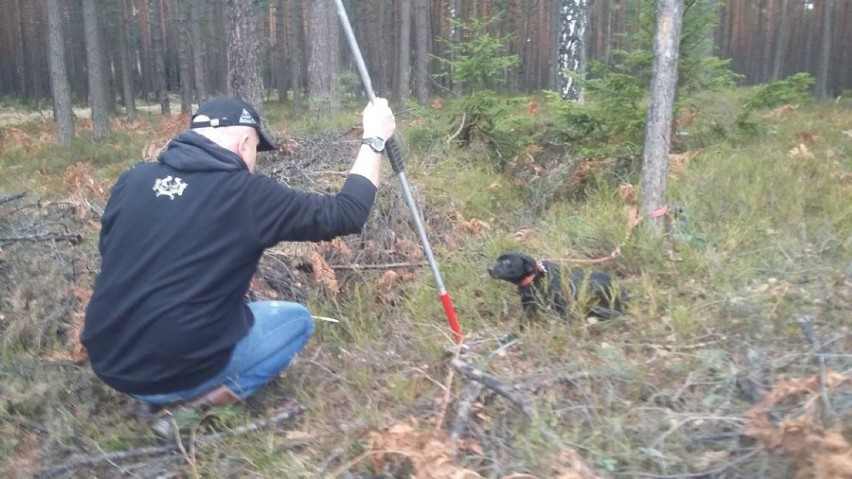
796, 315, 835, 422
0, 232, 82, 245
450, 381, 484, 447
447, 111, 467, 145
329, 261, 428, 270
1, 191, 26, 205
451, 359, 532, 417
624, 448, 761, 478
38, 404, 304, 478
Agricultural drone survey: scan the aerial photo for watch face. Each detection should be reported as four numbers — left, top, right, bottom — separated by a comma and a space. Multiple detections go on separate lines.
363, 137, 385, 152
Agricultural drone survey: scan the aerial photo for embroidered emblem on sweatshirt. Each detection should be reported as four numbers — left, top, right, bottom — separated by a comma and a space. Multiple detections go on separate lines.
153, 176, 188, 200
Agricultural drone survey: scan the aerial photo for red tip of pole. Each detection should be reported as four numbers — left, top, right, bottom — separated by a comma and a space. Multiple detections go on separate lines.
439, 292, 463, 343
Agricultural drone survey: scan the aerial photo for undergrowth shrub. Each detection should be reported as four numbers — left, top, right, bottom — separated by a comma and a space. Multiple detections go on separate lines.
734, 72, 815, 135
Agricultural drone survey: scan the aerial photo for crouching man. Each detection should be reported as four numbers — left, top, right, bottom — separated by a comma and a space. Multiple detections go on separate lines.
82, 96, 396, 409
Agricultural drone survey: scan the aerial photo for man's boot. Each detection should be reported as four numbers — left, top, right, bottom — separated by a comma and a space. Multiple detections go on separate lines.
185, 385, 242, 409
152, 385, 242, 441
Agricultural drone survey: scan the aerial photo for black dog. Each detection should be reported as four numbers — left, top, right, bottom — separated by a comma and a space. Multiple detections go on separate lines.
488, 252, 627, 329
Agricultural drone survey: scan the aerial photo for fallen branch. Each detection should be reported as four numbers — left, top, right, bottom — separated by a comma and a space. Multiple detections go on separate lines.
797, 315, 834, 421
626, 448, 761, 478
38, 404, 304, 478
329, 261, 428, 270
450, 381, 484, 445
451, 359, 532, 417
0, 232, 82, 245
447, 111, 467, 144
1, 191, 25, 205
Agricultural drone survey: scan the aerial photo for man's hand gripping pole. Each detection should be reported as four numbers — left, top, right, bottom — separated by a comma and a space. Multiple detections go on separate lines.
334, 0, 463, 343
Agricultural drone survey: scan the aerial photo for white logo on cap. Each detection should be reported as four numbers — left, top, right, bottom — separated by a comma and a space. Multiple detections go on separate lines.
239, 108, 256, 125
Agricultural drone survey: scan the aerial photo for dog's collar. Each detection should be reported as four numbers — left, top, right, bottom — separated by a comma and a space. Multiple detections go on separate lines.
518, 260, 547, 287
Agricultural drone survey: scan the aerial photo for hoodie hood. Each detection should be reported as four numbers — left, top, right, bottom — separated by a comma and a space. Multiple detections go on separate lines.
159, 130, 248, 172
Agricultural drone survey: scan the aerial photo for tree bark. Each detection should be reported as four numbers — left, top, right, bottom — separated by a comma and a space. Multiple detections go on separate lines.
771, 0, 790, 80
149, 0, 170, 115
307, 0, 339, 114
45, 0, 75, 145
556, 0, 588, 100
189, 0, 208, 103
119, 0, 137, 120
397, 0, 412, 101
226, 0, 264, 113
640, 0, 683, 236
174, 0, 193, 113
413, 0, 430, 105
284, 0, 304, 112
82, 0, 111, 137
815, 0, 834, 98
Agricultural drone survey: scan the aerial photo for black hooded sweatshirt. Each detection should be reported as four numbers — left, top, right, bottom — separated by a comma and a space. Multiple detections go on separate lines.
82, 131, 376, 395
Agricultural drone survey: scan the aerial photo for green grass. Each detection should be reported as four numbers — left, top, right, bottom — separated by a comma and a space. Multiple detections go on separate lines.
1, 90, 850, 477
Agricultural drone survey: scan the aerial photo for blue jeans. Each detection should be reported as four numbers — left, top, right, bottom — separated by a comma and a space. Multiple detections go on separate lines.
133, 301, 314, 406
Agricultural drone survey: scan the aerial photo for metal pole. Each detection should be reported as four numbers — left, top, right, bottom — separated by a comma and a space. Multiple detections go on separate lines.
333, 0, 462, 343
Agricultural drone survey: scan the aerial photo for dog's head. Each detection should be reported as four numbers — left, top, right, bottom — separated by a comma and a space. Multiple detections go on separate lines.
487, 252, 539, 285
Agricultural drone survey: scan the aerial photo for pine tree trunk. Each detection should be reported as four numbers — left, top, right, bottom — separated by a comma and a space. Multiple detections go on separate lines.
120, 0, 137, 119
149, 0, 170, 115
815, 0, 834, 98
284, 0, 304, 112
413, 0, 430, 105
274, 0, 288, 103
307, 0, 339, 114
189, 0, 208, 103
175, 0, 193, 113
640, 0, 683, 236
226, 0, 264, 112
771, 0, 790, 80
82, 0, 111, 137
46, 0, 75, 145
397, 0, 412, 101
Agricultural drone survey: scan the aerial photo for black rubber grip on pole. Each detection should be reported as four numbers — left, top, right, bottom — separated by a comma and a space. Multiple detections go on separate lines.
386, 137, 405, 174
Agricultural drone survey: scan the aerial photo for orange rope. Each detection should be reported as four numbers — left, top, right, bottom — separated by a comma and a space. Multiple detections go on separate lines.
544, 205, 670, 265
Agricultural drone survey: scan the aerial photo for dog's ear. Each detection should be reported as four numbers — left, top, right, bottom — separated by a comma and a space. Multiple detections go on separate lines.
523, 256, 537, 274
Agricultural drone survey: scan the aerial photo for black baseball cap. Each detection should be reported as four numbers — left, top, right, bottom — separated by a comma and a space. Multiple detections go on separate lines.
190, 97, 276, 152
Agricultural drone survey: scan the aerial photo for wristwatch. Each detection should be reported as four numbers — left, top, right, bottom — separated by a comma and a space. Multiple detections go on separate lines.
361, 136, 386, 153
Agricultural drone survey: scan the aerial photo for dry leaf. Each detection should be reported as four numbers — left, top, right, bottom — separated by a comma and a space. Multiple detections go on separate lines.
762, 104, 799, 121
513, 228, 535, 241
788, 143, 814, 159
309, 245, 339, 294
618, 183, 637, 205
744, 371, 851, 479
669, 150, 702, 177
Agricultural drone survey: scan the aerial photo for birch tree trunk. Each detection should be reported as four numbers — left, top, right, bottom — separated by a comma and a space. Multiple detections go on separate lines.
640, 0, 683, 236
46, 0, 75, 145
554, 0, 588, 100
82, 0, 111, 137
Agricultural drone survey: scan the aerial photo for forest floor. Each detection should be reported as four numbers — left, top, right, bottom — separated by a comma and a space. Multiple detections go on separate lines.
0, 93, 850, 478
